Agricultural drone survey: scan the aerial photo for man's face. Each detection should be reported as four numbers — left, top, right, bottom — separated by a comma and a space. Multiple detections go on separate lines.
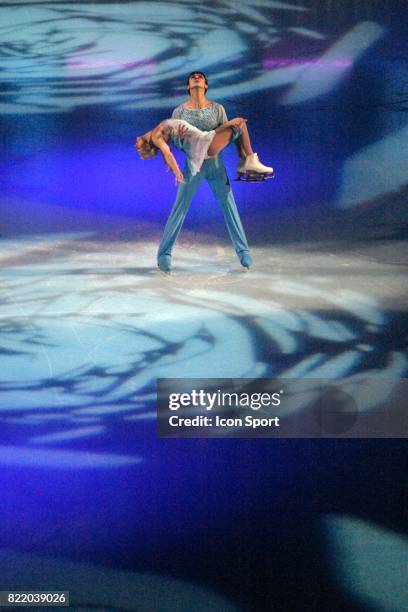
188, 73, 207, 93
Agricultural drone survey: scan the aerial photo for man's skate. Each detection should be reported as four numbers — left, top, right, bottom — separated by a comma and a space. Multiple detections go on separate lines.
235, 153, 275, 182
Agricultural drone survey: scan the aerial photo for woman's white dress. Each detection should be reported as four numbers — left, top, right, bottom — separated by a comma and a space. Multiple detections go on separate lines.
162, 119, 216, 176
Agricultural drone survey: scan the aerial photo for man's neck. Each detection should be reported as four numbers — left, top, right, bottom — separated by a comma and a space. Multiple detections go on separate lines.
187, 89, 209, 109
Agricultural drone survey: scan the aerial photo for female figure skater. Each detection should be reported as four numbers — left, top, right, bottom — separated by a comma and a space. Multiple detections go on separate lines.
135, 117, 273, 185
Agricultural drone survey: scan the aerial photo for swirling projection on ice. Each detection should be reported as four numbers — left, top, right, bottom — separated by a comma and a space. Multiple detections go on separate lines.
0, 233, 406, 465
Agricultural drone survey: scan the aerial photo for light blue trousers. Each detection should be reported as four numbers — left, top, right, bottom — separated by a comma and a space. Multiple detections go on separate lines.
157, 154, 250, 261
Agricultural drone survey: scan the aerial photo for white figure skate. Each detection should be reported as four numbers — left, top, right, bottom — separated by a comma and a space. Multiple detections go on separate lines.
236, 153, 275, 182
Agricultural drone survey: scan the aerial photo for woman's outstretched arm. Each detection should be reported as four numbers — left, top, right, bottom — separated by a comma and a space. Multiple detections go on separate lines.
151, 126, 185, 184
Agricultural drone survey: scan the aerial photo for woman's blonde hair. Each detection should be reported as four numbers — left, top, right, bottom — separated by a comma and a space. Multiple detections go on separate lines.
135, 136, 158, 160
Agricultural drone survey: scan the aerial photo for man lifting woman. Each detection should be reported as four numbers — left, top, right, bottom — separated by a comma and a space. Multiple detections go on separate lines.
135, 71, 274, 272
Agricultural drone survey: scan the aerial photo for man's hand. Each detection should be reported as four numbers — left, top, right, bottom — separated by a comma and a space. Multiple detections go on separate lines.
176, 124, 189, 139
230, 117, 247, 132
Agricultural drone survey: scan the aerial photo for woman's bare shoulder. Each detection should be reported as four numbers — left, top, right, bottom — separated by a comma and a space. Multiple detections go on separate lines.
152, 121, 170, 134
151, 123, 170, 144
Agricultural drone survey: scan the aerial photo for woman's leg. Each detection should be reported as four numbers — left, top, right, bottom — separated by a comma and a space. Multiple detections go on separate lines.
207, 122, 254, 157
236, 122, 254, 156
207, 128, 234, 157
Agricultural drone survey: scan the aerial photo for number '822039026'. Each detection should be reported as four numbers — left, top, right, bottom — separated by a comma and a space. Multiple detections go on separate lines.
0, 591, 69, 607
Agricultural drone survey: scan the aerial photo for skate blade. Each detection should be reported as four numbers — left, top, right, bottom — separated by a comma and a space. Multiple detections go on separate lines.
157, 266, 171, 276
234, 171, 275, 182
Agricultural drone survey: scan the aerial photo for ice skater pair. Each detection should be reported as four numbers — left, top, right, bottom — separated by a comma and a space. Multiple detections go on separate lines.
135, 117, 274, 185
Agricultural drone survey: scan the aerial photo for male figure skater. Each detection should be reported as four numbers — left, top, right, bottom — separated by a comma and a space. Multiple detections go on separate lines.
157, 71, 252, 272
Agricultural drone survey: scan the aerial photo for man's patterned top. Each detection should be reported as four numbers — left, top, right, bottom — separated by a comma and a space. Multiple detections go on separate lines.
172, 101, 228, 131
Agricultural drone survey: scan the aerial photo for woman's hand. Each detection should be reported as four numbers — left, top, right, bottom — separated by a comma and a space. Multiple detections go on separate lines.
175, 170, 185, 185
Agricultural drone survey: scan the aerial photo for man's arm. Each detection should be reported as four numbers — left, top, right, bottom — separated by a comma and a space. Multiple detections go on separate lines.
171, 105, 182, 120
214, 117, 247, 134
217, 104, 228, 125
170, 106, 185, 149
